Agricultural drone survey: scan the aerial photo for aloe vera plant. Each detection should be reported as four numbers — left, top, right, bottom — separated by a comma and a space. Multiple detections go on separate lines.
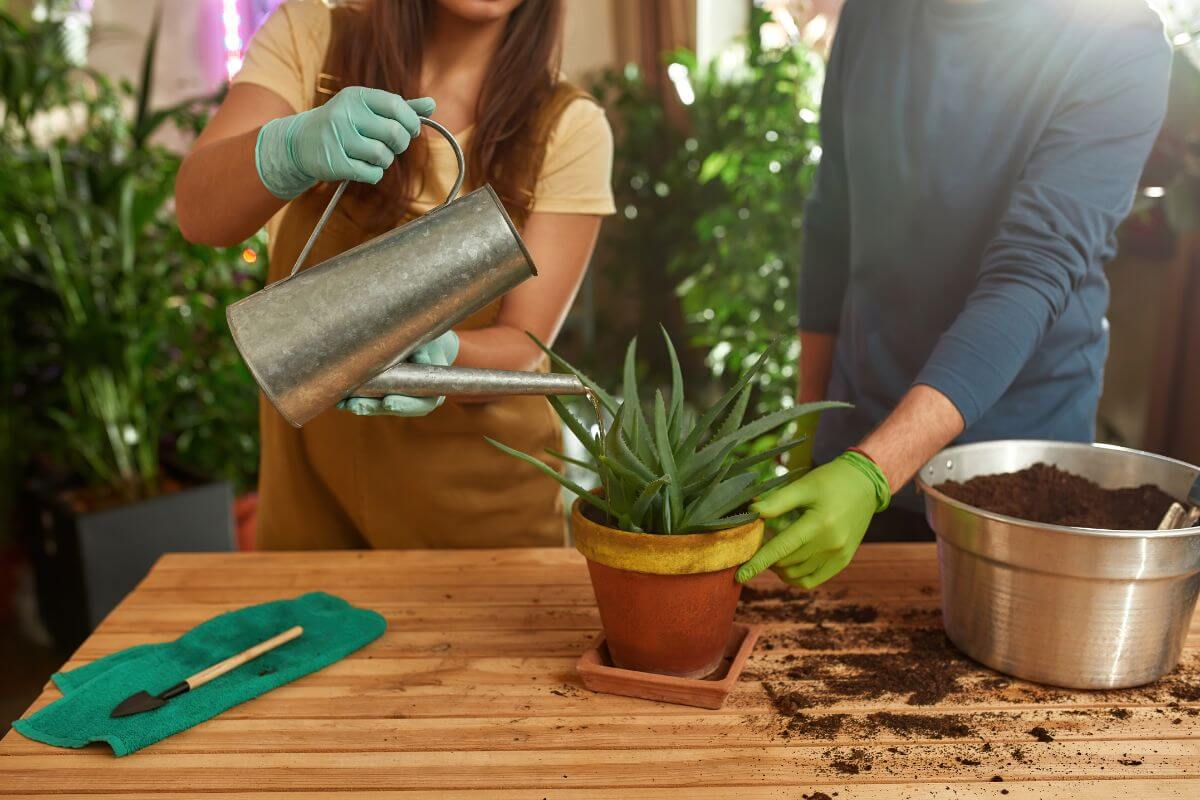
487, 330, 848, 535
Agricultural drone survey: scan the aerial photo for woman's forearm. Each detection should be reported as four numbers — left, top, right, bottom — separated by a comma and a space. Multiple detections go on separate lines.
455, 325, 544, 371
176, 127, 286, 246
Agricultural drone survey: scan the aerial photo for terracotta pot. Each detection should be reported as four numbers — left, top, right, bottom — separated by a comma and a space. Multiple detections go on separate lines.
572, 498, 764, 679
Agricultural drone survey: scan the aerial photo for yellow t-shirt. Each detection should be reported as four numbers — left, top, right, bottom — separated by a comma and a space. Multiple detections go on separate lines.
232, 0, 616, 244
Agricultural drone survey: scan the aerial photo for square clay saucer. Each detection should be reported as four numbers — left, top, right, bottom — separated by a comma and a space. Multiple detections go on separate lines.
576, 622, 762, 709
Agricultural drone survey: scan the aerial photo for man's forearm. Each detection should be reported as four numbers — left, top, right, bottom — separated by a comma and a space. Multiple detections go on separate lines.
798, 330, 836, 403
857, 384, 965, 494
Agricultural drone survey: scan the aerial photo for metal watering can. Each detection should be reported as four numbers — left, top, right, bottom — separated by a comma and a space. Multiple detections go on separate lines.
227, 118, 586, 428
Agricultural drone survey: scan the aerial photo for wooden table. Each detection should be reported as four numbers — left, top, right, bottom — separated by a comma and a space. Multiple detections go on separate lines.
2, 544, 1198, 798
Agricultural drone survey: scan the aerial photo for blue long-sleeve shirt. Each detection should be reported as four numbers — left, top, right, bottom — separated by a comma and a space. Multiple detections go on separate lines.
803, 0, 1171, 507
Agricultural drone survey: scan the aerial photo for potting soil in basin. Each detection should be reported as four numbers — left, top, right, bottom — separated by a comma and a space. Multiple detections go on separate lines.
934, 462, 1176, 530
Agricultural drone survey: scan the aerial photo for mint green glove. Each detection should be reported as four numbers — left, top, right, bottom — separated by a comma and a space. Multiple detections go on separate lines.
255, 87, 435, 200
736, 451, 890, 588
338, 331, 459, 417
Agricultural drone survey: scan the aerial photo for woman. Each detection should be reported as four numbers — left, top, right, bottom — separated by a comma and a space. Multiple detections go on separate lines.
176, 0, 614, 549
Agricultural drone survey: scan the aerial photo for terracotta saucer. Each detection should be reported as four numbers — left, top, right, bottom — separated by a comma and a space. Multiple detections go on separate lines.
576, 622, 762, 709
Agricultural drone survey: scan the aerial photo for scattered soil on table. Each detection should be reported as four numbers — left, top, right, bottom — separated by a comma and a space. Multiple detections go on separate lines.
933, 462, 1176, 530
738, 584, 1200, 778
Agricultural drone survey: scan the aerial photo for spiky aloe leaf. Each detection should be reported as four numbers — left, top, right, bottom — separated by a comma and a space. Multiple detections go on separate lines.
661, 325, 685, 439
727, 437, 806, 474
545, 448, 598, 472
684, 511, 760, 532
680, 472, 758, 530
621, 338, 647, 439
548, 395, 600, 457
714, 382, 752, 443
652, 390, 683, 532
675, 341, 777, 468
595, 457, 634, 530
685, 401, 850, 481
629, 474, 671, 529
681, 467, 807, 532
614, 425, 657, 480
485, 437, 612, 517
527, 333, 618, 415
681, 448, 737, 502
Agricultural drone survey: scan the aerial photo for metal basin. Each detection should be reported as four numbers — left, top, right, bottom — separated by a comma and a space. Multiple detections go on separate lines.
916, 440, 1200, 689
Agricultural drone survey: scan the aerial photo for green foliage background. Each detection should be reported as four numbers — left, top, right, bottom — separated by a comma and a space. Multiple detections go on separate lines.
576, 9, 823, 422
0, 10, 263, 509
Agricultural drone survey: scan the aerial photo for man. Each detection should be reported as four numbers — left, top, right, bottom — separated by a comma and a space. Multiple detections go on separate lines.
737, 0, 1172, 588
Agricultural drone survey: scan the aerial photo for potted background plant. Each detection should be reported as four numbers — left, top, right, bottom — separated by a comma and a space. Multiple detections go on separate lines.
489, 331, 845, 678
0, 9, 263, 651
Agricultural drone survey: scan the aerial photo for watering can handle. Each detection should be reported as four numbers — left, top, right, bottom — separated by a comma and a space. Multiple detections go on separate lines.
286, 117, 466, 280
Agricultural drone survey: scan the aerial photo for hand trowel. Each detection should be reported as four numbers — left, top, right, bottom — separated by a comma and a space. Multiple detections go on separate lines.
110, 625, 303, 718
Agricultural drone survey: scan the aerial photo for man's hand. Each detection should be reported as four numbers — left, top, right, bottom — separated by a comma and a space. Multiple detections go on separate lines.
736, 452, 890, 587
737, 384, 964, 588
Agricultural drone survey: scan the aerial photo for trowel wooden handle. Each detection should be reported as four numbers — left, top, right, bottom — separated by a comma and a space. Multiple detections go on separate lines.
185, 625, 303, 690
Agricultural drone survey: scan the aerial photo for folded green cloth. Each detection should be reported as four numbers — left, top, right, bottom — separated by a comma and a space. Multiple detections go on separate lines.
13, 591, 385, 756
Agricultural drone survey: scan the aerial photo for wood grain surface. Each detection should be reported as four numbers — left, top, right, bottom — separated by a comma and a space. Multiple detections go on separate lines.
2, 544, 1197, 798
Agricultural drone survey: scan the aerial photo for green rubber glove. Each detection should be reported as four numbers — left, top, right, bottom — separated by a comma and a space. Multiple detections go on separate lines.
338, 331, 459, 417
784, 412, 821, 472
255, 87, 436, 200
736, 451, 891, 588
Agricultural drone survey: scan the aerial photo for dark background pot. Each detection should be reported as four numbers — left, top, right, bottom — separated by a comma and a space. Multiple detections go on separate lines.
586, 560, 743, 679
18, 477, 235, 654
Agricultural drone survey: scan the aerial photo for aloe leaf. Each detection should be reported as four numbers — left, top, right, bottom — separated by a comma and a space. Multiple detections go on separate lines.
485, 438, 612, 517
676, 340, 778, 466
728, 437, 805, 474
653, 390, 683, 532
527, 332, 618, 415
611, 419, 657, 481
630, 474, 671, 530
690, 467, 807, 528
599, 453, 644, 489
681, 511, 761, 533
695, 401, 850, 470
621, 338, 646, 440
548, 395, 600, 457
681, 447, 737, 500
680, 472, 757, 529
714, 383, 752, 444
595, 458, 634, 530
661, 325, 684, 438
545, 448, 598, 473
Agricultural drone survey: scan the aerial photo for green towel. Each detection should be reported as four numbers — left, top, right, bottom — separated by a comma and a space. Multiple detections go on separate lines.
12, 591, 385, 756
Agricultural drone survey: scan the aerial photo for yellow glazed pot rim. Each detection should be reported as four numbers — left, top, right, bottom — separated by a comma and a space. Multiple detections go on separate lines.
571, 498, 765, 576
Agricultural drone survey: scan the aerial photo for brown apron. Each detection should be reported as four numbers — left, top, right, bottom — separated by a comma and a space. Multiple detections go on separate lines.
255, 36, 575, 551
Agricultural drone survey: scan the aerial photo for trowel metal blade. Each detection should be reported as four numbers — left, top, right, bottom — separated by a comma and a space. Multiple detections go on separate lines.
110, 690, 167, 718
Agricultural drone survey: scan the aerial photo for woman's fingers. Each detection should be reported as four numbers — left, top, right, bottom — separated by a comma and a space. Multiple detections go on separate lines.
354, 112, 412, 155
382, 394, 442, 416
342, 397, 383, 415
358, 88, 423, 137
406, 96, 437, 118
341, 125, 396, 170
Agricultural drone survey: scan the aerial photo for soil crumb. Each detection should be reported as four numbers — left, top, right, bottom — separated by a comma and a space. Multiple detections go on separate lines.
934, 462, 1175, 530
1028, 725, 1055, 743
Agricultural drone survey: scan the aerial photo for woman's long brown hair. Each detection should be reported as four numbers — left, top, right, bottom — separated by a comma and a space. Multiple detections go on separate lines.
324, 0, 569, 231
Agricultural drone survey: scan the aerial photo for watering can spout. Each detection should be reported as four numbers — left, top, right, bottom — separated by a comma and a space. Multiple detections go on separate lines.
354, 363, 587, 398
